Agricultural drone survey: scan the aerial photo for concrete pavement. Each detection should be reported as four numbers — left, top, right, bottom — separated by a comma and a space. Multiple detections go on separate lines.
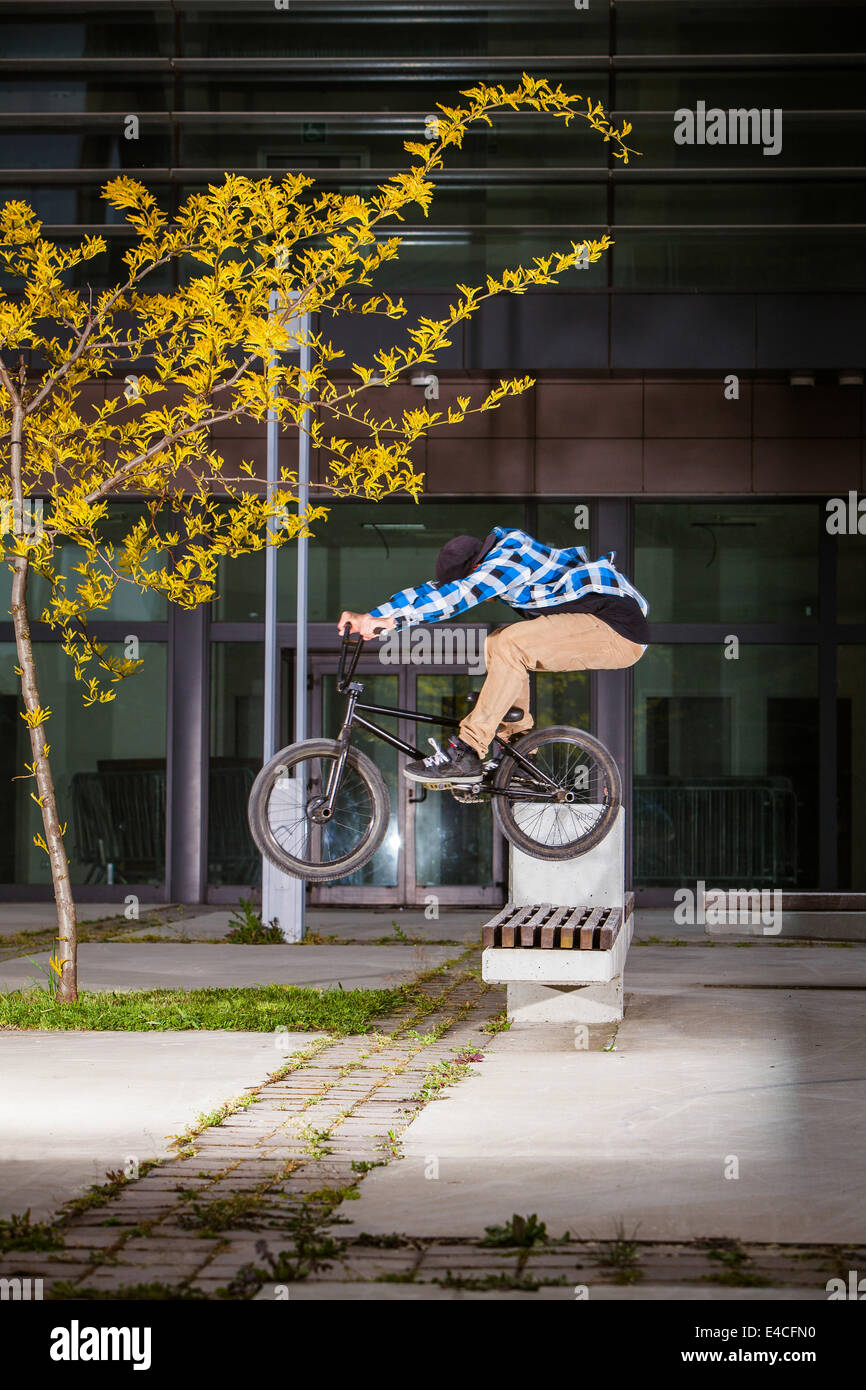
0, 942, 459, 993
1, 904, 863, 1298
339, 942, 866, 1247
0, 1030, 323, 1221
0, 901, 164, 938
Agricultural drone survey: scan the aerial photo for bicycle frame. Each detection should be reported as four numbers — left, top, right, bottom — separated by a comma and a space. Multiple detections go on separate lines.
319, 628, 562, 816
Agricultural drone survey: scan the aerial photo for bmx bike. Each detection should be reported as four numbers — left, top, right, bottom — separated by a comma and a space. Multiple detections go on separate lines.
248, 625, 622, 882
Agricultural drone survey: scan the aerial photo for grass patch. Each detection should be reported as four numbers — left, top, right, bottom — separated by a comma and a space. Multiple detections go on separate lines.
437, 1271, 547, 1292
0, 1209, 65, 1254
355, 1232, 411, 1249
47, 1280, 206, 1301
0, 982, 405, 1033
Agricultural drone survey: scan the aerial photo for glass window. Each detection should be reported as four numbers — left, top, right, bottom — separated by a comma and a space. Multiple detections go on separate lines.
535, 671, 590, 732
0, 10, 173, 59
537, 501, 594, 551
612, 113, 866, 172
0, 76, 173, 116
615, 182, 863, 228
414, 671, 492, 888
1, 503, 169, 624
615, 66, 864, 110
837, 646, 866, 890
180, 72, 610, 117
208, 641, 264, 886
214, 501, 527, 623
179, 6, 611, 61
633, 643, 819, 889
177, 115, 611, 172
635, 503, 819, 624
369, 229, 610, 291
0, 129, 171, 173
0, 237, 175, 292
836, 535, 866, 624
0, 640, 167, 886
322, 670, 400, 888
617, 3, 855, 57
613, 230, 866, 292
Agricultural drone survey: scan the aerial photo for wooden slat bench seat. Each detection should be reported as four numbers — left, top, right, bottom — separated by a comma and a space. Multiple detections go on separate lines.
481, 893, 633, 952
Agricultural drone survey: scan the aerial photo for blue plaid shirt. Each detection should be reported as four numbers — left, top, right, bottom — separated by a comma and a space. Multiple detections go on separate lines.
369, 527, 649, 628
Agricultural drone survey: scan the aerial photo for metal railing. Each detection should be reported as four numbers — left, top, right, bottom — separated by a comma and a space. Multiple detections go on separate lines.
634, 776, 799, 887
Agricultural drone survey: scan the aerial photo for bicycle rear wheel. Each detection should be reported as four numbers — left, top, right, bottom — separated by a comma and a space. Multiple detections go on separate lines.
247, 739, 390, 882
492, 725, 621, 861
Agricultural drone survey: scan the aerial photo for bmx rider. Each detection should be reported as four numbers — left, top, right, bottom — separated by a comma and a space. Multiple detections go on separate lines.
338, 527, 649, 786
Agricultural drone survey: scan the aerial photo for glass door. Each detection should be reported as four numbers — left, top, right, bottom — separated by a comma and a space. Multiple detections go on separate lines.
309, 656, 505, 906
310, 655, 404, 903
408, 669, 504, 907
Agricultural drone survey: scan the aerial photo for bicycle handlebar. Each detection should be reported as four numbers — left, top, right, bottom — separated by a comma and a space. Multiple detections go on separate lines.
337, 621, 387, 691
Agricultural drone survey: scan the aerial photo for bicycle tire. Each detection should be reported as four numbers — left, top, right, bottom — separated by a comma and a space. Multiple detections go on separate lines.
492, 725, 622, 861
248, 739, 390, 882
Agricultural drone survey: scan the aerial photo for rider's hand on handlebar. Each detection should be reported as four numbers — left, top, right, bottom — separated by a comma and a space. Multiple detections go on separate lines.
337, 611, 396, 641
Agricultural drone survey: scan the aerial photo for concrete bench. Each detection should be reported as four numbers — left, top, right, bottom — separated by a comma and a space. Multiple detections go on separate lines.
481, 808, 633, 1023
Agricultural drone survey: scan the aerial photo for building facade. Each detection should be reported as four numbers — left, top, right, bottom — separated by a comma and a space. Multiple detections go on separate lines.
1, 0, 864, 906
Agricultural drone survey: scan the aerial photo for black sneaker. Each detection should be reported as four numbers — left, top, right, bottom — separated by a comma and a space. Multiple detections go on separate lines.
404, 736, 484, 786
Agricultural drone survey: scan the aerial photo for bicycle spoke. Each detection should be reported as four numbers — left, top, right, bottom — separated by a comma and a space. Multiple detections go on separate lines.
503, 733, 615, 851
264, 754, 377, 867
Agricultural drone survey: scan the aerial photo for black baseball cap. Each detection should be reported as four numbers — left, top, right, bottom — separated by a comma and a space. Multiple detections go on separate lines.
435, 531, 497, 584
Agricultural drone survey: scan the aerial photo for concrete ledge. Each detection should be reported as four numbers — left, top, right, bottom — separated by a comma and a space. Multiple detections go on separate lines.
706, 911, 866, 941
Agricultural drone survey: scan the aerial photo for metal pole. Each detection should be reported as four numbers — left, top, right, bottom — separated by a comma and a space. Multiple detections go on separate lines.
296, 323, 312, 747
263, 290, 280, 764
261, 290, 309, 941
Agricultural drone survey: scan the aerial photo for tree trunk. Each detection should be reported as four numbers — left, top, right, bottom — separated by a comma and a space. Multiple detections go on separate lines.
8, 402, 78, 1001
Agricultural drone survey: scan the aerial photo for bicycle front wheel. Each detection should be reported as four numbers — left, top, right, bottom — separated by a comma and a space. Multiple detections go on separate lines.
492, 725, 622, 861
247, 739, 390, 882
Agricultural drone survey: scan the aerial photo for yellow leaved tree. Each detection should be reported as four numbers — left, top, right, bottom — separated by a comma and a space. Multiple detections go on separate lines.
0, 76, 636, 1001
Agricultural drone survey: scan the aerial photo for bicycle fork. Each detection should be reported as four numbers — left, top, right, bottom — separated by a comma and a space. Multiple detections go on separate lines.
318, 687, 359, 818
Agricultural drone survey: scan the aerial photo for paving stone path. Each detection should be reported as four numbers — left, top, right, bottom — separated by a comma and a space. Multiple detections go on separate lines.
2, 952, 861, 1300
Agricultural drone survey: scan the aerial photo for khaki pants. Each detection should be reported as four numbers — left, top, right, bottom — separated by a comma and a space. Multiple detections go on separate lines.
458, 614, 645, 757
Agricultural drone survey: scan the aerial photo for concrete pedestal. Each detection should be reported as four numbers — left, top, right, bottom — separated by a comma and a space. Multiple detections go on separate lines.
508, 805, 625, 912
483, 806, 629, 1024
261, 775, 305, 942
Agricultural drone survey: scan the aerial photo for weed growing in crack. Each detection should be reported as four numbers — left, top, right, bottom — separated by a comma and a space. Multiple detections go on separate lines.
597, 1221, 643, 1285
481, 1213, 566, 1250
0, 1210, 64, 1253
176, 1192, 268, 1235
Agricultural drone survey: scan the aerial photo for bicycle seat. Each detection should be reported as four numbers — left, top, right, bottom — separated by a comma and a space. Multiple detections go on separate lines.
465, 691, 524, 722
